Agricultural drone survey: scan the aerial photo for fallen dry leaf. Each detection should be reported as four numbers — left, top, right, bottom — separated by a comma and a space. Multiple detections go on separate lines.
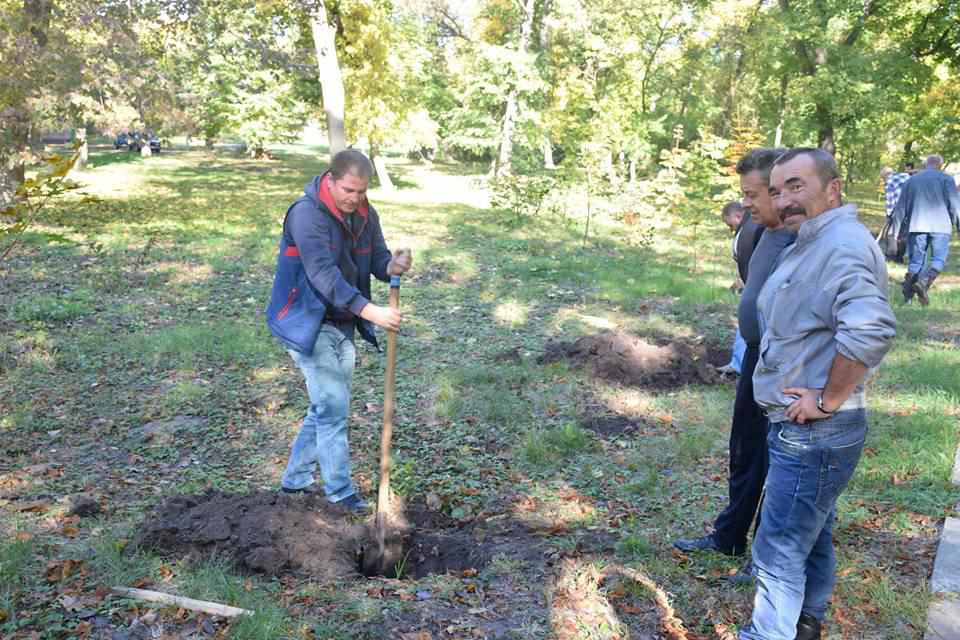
46, 559, 84, 583
18, 500, 51, 513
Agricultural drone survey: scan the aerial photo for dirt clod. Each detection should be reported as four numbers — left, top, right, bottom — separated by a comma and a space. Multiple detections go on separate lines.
540, 331, 719, 388
68, 495, 101, 517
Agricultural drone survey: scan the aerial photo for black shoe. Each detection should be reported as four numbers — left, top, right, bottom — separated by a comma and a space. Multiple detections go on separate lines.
672, 534, 745, 556
914, 269, 939, 307
280, 483, 323, 495
335, 494, 370, 514
913, 279, 929, 306
796, 612, 821, 640
725, 558, 754, 585
902, 273, 918, 303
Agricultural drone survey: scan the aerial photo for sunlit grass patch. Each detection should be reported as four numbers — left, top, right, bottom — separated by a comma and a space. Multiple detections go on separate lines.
847, 409, 957, 514
11, 288, 96, 323
494, 300, 530, 327
121, 323, 274, 368
522, 423, 596, 466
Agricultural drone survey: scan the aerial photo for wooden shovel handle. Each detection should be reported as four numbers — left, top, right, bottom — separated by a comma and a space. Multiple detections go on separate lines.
377, 275, 401, 525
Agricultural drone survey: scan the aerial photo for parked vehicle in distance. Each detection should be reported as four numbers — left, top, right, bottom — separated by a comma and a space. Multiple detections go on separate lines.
149, 134, 161, 154
114, 133, 129, 149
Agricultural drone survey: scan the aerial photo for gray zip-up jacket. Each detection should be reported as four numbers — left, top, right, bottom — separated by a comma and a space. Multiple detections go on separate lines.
753, 204, 897, 423
892, 168, 960, 235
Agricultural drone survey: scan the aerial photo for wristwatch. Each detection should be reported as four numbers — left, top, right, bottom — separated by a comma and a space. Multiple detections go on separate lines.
816, 392, 834, 414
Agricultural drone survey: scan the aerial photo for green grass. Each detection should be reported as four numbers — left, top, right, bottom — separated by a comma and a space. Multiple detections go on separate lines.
522, 423, 596, 466
0, 538, 34, 619
178, 559, 292, 639
0, 145, 955, 638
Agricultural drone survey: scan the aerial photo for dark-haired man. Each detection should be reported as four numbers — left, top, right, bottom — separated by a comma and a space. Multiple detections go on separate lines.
265, 149, 412, 512
674, 149, 793, 566
740, 149, 895, 639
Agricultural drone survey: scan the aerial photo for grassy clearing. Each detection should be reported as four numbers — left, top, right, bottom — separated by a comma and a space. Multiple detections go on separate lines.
0, 146, 956, 638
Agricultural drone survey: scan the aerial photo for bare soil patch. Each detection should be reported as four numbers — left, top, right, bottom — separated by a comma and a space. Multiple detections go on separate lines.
540, 330, 721, 389
581, 414, 647, 437
134, 492, 548, 581
135, 491, 362, 580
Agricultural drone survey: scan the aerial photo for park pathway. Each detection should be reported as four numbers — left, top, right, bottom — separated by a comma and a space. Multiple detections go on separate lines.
926, 445, 960, 639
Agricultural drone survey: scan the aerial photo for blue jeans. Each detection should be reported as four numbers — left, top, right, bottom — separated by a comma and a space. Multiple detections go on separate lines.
727, 329, 747, 374
280, 323, 358, 502
907, 232, 950, 277
740, 410, 867, 640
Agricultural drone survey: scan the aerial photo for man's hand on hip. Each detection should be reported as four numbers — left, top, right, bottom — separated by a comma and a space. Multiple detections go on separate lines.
388, 248, 413, 276
359, 304, 403, 332
783, 387, 832, 425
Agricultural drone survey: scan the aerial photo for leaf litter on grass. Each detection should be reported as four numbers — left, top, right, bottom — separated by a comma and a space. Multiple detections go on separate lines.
2, 148, 956, 639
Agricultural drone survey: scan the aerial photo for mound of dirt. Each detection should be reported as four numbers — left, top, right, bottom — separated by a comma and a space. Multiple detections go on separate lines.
134, 492, 499, 580
540, 330, 719, 388
135, 491, 364, 579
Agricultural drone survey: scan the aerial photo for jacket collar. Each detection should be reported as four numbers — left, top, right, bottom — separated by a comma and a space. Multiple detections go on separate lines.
795, 203, 858, 246
318, 172, 369, 225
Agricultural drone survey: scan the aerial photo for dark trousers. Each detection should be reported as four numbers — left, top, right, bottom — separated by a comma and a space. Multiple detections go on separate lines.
712, 344, 769, 550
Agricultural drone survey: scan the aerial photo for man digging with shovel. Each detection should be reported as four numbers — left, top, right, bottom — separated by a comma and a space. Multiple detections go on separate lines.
266, 149, 412, 513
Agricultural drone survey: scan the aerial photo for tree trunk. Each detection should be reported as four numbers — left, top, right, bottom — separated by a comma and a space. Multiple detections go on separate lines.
495, 0, 536, 177
628, 159, 636, 185
774, 74, 788, 147
816, 104, 836, 155
370, 145, 395, 191
76, 128, 88, 170
1, 0, 53, 205
542, 138, 555, 169
310, 1, 346, 161
902, 140, 914, 168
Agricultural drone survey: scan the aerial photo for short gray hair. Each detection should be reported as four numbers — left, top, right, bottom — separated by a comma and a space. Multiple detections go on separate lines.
925, 154, 944, 169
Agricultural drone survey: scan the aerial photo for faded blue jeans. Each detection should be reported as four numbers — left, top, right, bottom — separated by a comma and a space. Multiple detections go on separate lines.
727, 328, 747, 374
740, 410, 867, 640
907, 232, 950, 277
280, 322, 358, 503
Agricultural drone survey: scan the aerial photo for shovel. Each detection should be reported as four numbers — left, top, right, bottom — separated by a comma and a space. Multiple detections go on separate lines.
364, 265, 407, 576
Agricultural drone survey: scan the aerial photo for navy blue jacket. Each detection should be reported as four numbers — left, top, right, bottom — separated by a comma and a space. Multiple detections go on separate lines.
265, 174, 392, 354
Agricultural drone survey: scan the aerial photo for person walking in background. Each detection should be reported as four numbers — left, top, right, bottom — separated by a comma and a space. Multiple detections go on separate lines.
717, 201, 762, 376
674, 149, 793, 572
893, 154, 960, 305
741, 148, 896, 640
880, 166, 910, 218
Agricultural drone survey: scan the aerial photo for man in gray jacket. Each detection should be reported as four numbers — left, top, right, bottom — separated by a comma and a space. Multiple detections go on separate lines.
739, 149, 896, 640
893, 154, 960, 305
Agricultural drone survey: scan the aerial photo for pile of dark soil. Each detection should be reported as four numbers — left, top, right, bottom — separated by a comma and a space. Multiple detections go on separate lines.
135, 491, 363, 579
135, 491, 499, 580
540, 330, 720, 388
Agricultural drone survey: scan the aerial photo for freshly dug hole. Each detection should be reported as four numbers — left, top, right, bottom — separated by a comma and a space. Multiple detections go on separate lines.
135, 491, 489, 580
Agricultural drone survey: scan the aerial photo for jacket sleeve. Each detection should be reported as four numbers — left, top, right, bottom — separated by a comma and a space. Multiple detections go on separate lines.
286, 202, 369, 314
944, 177, 960, 229
368, 209, 393, 283
827, 245, 897, 368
